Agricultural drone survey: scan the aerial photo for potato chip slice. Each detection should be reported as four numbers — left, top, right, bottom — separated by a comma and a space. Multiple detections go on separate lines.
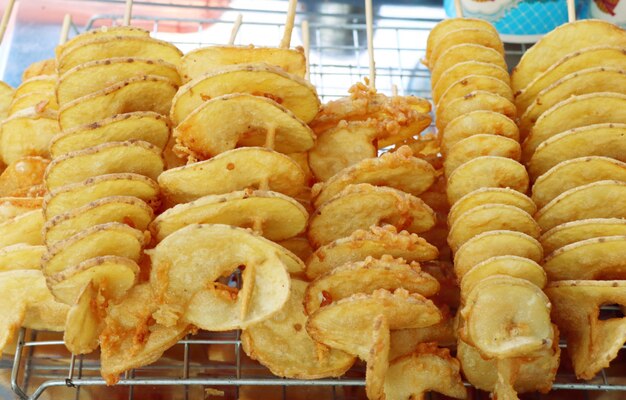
524, 92, 626, 157
0, 156, 48, 197
308, 121, 378, 182
511, 20, 626, 92
519, 67, 626, 138
158, 147, 306, 204
313, 146, 436, 207
448, 204, 540, 252
446, 156, 529, 205
366, 315, 390, 400
541, 218, 626, 255
454, 230, 543, 279
44, 173, 160, 218
306, 225, 438, 279
0, 108, 59, 164
21, 59, 55, 81
171, 63, 320, 125
461, 256, 547, 298
515, 46, 626, 112
59, 75, 177, 130
535, 180, 626, 231
0, 197, 43, 223
528, 123, 626, 179
441, 110, 519, 155
448, 187, 536, 228
44, 140, 164, 190
544, 236, 626, 280
389, 312, 456, 359
56, 26, 149, 59
241, 279, 355, 379
308, 184, 436, 248
433, 61, 510, 104
426, 18, 498, 62
0, 81, 13, 119
436, 91, 516, 132
58, 58, 181, 105
437, 75, 513, 109
546, 280, 626, 379
431, 44, 508, 86
0, 244, 44, 272
428, 28, 504, 71
9, 90, 57, 114
276, 237, 312, 262
63, 282, 101, 354
151, 189, 307, 242
384, 343, 467, 400
42, 222, 145, 275
0, 210, 43, 248
444, 134, 521, 177
304, 255, 439, 315
181, 45, 306, 82
43, 196, 153, 245
14, 75, 55, 98
173, 93, 314, 159
57, 35, 182, 74
150, 224, 291, 330
50, 111, 170, 157
532, 156, 626, 209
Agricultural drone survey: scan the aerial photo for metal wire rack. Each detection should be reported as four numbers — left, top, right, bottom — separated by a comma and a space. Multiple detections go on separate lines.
2, 1, 625, 399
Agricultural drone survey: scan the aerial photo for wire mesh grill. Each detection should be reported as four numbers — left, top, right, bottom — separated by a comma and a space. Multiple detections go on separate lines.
2, 2, 625, 399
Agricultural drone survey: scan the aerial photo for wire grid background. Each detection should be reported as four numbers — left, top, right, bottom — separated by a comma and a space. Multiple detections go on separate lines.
1, 1, 624, 399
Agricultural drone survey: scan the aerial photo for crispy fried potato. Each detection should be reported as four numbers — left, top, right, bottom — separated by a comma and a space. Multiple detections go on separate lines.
448, 204, 539, 252
173, 93, 314, 160
50, 111, 170, 157
384, 343, 466, 400
0, 81, 13, 119
57, 35, 182, 74
276, 237, 312, 262
151, 189, 308, 242
535, 180, 626, 231
43, 196, 153, 245
433, 61, 509, 104
312, 146, 436, 207
428, 28, 504, 71
437, 75, 513, 110
9, 91, 58, 115
58, 58, 181, 106
0, 210, 44, 248
528, 123, 626, 179
431, 44, 508, 86
540, 218, 626, 255
158, 147, 306, 204
426, 18, 498, 62
171, 63, 319, 125
242, 279, 355, 379
0, 244, 44, 272
546, 280, 626, 379
304, 255, 439, 315
511, 20, 626, 92
444, 134, 521, 177
308, 121, 378, 182
181, 45, 306, 82
0, 108, 59, 164
515, 46, 626, 112
532, 157, 626, 209
14, 75, 55, 98
0, 197, 42, 223
58, 75, 177, 130
44, 173, 160, 218
448, 187, 536, 228
21, 59, 56, 81
44, 140, 164, 190
0, 156, 48, 197
63, 282, 101, 354
306, 225, 438, 279
150, 224, 292, 330
544, 236, 626, 280
446, 156, 529, 205
454, 230, 543, 279
366, 315, 390, 400
56, 26, 149, 59
441, 110, 519, 156
389, 312, 457, 359
308, 184, 436, 248
436, 91, 516, 132
42, 222, 145, 275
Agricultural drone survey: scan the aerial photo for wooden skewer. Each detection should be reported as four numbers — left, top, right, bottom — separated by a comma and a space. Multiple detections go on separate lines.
365, 0, 376, 90
59, 14, 72, 46
454, 0, 464, 18
252, 217, 264, 234
280, 0, 298, 49
392, 84, 398, 97
0, 0, 16, 46
566, 0, 576, 23
259, 177, 270, 191
228, 13, 243, 45
264, 125, 276, 150
302, 20, 310, 80
123, 0, 133, 26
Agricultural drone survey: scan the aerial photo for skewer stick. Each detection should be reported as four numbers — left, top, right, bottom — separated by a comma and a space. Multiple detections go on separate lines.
228, 13, 243, 45
566, 0, 576, 22
392, 84, 398, 97
123, 0, 133, 26
280, 0, 297, 49
252, 217, 264, 234
365, 0, 376, 90
0, 0, 16, 45
59, 14, 72, 46
264, 125, 276, 150
302, 20, 310, 80
454, 0, 464, 18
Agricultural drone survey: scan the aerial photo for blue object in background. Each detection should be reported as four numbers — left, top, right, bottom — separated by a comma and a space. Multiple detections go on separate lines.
3, 23, 57, 87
